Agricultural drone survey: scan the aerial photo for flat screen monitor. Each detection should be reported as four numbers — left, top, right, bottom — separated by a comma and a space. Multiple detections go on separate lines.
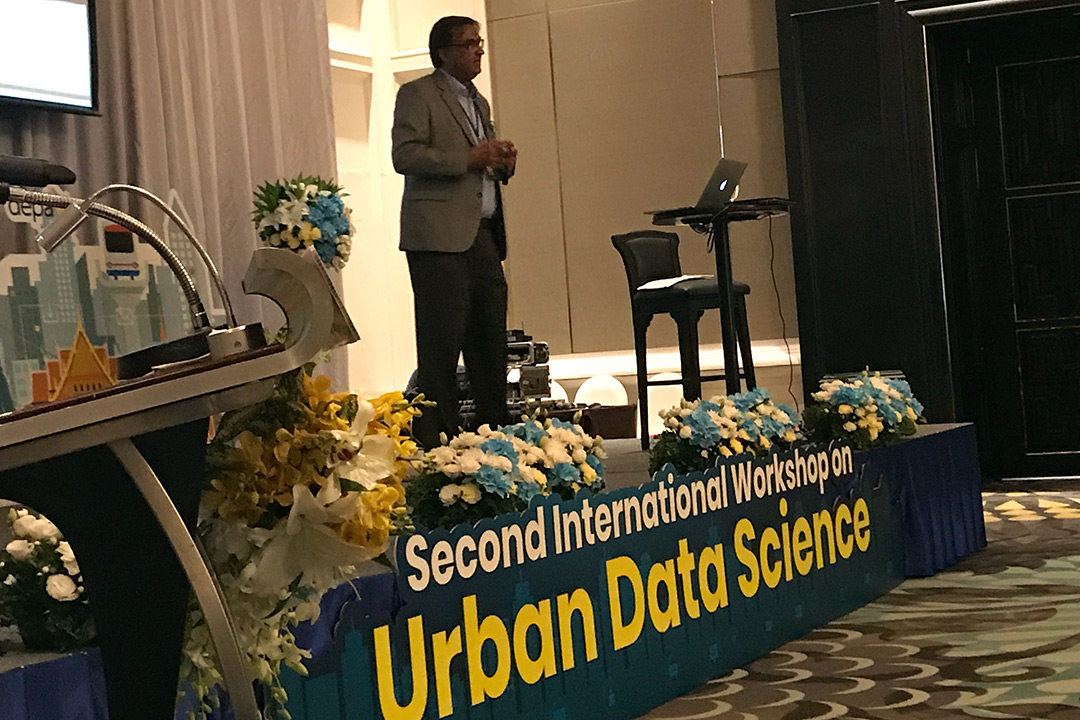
0, 0, 97, 113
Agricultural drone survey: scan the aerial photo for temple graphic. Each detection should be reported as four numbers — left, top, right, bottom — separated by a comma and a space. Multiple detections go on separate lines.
31, 322, 118, 403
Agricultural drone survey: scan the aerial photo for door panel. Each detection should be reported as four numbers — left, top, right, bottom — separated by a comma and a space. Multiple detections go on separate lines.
1007, 193, 1080, 322
930, 11, 1080, 478
1017, 327, 1080, 455
998, 58, 1080, 188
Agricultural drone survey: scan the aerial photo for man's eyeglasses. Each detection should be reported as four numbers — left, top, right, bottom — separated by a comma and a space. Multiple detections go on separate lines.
445, 37, 484, 51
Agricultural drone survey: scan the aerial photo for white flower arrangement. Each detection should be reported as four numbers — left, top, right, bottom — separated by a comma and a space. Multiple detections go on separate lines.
252, 176, 355, 268
650, 388, 802, 475
0, 508, 95, 651
408, 417, 607, 530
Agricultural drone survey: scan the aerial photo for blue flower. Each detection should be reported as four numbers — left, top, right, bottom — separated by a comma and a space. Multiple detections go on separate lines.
830, 385, 862, 406
549, 418, 581, 435
308, 192, 343, 222
882, 380, 922, 417
777, 403, 801, 425
515, 479, 543, 503
886, 378, 914, 398
474, 465, 511, 497
697, 399, 723, 415
480, 438, 518, 463
684, 405, 722, 448
733, 387, 770, 412
740, 418, 761, 441
878, 397, 907, 426
313, 236, 337, 264
501, 420, 546, 445
585, 453, 605, 480
307, 193, 350, 240
760, 415, 785, 438
546, 462, 581, 487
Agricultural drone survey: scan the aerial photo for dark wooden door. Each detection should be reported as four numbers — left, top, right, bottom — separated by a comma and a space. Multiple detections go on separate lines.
930, 11, 1080, 479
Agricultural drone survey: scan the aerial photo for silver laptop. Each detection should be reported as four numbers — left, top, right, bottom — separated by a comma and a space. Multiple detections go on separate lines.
648, 158, 748, 220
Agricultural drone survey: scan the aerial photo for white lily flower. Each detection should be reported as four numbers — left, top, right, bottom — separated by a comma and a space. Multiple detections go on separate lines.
242, 484, 383, 595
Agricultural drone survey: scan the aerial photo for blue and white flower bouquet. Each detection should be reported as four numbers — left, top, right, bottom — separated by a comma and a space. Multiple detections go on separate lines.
802, 371, 924, 449
649, 387, 801, 475
407, 417, 607, 530
252, 175, 354, 268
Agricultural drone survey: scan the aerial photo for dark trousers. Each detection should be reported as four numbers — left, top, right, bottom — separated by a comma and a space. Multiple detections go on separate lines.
407, 221, 508, 448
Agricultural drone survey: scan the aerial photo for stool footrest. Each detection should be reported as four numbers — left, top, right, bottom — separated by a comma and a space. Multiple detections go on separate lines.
644, 370, 751, 389
645, 378, 686, 387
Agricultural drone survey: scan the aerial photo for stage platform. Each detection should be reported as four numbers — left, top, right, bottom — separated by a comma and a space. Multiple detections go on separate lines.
0, 424, 985, 720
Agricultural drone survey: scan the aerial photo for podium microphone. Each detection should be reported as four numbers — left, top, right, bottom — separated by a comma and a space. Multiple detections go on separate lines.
0, 154, 77, 187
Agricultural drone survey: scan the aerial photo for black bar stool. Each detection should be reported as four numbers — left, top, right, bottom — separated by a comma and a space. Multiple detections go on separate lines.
612, 230, 756, 449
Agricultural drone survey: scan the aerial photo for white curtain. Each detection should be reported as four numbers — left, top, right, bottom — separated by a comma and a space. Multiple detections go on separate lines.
0, 0, 344, 389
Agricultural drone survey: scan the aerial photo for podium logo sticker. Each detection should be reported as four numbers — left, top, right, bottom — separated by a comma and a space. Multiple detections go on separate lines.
4, 185, 68, 232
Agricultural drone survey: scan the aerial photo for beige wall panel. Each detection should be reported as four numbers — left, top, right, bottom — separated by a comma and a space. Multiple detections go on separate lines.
728, 214, 798, 341
392, 0, 472, 52
712, 0, 780, 76
550, 0, 721, 353
331, 66, 372, 172
487, 0, 546, 21
718, 72, 788, 197
717, 71, 798, 340
489, 14, 573, 352
327, 0, 363, 29
327, 0, 366, 52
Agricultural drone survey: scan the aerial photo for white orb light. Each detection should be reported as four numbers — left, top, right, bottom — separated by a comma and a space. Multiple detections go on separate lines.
574, 374, 628, 407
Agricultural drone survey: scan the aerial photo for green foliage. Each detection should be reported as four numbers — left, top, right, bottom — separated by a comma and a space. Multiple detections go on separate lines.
207, 368, 305, 458
251, 175, 343, 224
802, 403, 918, 450
406, 472, 526, 531
648, 431, 716, 476
336, 393, 359, 424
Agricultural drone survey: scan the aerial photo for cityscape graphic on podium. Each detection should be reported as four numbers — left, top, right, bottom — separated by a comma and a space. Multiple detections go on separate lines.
0, 188, 227, 413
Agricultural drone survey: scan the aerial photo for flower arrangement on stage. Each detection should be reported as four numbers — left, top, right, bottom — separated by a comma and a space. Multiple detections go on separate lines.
649, 388, 802, 475
802, 371, 925, 449
252, 175, 355, 268
407, 417, 607, 530
179, 368, 420, 719
0, 509, 95, 652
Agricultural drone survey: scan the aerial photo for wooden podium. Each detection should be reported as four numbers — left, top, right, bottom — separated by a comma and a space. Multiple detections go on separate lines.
0, 248, 357, 720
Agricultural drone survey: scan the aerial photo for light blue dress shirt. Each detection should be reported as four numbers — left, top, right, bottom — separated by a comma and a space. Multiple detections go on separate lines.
439, 69, 497, 219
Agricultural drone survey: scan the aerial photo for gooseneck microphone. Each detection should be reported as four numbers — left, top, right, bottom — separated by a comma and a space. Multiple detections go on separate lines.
0, 154, 77, 187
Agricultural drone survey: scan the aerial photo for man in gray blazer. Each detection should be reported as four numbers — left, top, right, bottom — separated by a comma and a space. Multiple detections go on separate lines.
392, 15, 517, 448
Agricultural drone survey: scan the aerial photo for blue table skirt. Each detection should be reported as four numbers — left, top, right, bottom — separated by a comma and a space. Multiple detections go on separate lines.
874, 423, 986, 576
0, 424, 985, 719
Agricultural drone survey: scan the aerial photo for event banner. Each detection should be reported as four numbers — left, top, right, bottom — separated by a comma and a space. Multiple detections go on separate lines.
283, 442, 905, 720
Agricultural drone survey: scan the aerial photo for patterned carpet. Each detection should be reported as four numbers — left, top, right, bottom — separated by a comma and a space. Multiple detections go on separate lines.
637, 492, 1080, 720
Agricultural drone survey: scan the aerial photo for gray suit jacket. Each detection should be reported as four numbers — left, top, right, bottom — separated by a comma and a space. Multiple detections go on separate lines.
392, 71, 506, 258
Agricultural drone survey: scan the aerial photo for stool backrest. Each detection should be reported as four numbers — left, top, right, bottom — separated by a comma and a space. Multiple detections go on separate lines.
611, 230, 684, 297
